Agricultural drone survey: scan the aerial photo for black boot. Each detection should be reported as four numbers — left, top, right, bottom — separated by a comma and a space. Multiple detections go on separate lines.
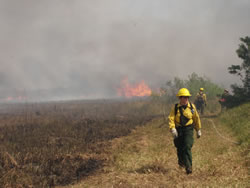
186, 167, 192, 174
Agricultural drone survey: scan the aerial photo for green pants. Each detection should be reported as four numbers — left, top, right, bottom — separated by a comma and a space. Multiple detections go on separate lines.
174, 126, 194, 168
196, 102, 205, 115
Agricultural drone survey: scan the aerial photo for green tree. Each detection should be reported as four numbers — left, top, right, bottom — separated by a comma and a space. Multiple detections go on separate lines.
158, 73, 222, 104
228, 36, 250, 103
186, 73, 222, 100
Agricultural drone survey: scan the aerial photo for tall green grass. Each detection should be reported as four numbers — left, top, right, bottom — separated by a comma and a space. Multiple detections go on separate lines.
218, 102, 250, 147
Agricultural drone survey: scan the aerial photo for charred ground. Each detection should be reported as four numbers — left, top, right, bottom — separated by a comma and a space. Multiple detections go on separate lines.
0, 99, 159, 187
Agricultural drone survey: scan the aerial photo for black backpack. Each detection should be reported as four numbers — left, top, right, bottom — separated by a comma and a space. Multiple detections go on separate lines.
197, 93, 204, 103
174, 103, 195, 126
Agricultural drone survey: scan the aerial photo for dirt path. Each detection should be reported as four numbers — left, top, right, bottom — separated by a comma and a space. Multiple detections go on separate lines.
62, 116, 249, 188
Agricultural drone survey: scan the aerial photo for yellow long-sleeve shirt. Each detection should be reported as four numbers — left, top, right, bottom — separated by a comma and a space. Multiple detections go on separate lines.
196, 92, 207, 104
168, 102, 201, 131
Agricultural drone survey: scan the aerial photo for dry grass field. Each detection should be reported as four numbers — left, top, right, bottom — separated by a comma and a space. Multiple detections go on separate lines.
70, 116, 249, 188
0, 100, 249, 187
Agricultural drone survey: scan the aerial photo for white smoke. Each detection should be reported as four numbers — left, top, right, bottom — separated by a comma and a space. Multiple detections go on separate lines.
0, 0, 249, 99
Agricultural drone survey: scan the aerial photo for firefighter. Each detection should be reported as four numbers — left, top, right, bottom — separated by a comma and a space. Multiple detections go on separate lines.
168, 88, 201, 174
194, 88, 207, 115
219, 89, 229, 111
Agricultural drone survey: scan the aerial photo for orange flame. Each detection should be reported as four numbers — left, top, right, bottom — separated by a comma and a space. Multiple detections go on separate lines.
117, 78, 152, 98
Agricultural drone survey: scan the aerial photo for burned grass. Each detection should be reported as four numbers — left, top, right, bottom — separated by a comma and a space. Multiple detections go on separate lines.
0, 99, 159, 187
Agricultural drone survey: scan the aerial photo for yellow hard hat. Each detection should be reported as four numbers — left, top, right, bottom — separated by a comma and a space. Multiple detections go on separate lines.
176, 88, 191, 97
200, 88, 204, 91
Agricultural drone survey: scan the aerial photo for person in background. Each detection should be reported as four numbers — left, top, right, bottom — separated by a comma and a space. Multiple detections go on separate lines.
219, 89, 229, 111
168, 88, 201, 174
194, 88, 207, 115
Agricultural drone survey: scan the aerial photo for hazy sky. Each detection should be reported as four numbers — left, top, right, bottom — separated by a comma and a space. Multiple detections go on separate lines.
0, 0, 249, 99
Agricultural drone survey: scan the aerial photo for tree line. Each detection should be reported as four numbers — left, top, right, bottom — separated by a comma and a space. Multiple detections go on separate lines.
151, 36, 250, 108
228, 36, 250, 106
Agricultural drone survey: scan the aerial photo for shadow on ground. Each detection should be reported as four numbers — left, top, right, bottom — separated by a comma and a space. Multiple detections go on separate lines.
132, 164, 169, 174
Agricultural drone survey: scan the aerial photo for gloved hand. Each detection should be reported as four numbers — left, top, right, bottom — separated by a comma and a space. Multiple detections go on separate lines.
197, 130, 201, 138
171, 128, 178, 138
